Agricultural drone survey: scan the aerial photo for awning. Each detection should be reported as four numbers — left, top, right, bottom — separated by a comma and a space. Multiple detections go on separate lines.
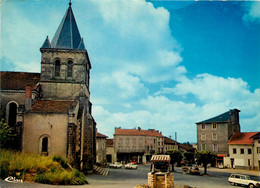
217, 154, 225, 157
151, 155, 170, 162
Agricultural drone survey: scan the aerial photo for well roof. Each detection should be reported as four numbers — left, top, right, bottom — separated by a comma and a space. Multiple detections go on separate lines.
151, 155, 170, 162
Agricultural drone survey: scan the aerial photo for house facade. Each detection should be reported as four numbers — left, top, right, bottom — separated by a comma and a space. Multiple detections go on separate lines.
106, 139, 116, 164
196, 109, 240, 164
113, 127, 164, 164
96, 132, 107, 165
164, 136, 178, 151
251, 132, 260, 170
224, 132, 259, 170
196, 109, 241, 154
0, 2, 96, 170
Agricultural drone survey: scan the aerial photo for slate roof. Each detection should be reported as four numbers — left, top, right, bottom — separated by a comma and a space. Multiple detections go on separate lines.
0, 71, 40, 90
228, 132, 259, 145
96, 132, 108, 138
30, 100, 73, 113
114, 128, 164, 137
41, 36, 51, 48
164, 137, 177, 145
106, 139, 114, 147
49, 3, 85, 50
196, 109, 240, 124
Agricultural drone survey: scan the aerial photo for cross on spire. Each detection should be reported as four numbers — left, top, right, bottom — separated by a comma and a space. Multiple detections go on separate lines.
69, 0, 71, 6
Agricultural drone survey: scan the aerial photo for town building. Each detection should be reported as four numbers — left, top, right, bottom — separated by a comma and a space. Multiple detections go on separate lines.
196, 109, 240, 164
96, 132, 108, 165
164, 136, 178, 151
0, 2, 96, 170
113, 127, 164, 164
251, 132, 260, 170
106, 139, 116, 164
224, 132, 260, 170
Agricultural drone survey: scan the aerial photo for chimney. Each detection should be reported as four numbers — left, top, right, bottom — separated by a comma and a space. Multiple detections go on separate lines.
138, 127, 141, 132
25, 85, 32, 111
169, 136, 171, 139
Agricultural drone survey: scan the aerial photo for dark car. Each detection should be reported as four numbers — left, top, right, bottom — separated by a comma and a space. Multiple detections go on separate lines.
189, 166, 200, 175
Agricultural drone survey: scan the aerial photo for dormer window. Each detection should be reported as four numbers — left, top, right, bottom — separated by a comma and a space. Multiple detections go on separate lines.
67, 60, 73, 77
55, 60, 61, 76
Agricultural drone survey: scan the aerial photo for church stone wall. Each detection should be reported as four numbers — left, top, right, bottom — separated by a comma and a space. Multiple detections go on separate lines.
23, 113, 68, 156
40, 82, 89, 100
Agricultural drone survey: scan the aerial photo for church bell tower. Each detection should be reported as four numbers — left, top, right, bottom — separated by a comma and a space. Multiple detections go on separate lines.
40, 2, 91, 100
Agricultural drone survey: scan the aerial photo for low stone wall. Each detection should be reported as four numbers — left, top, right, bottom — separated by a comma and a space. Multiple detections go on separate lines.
148, 172, 174, 188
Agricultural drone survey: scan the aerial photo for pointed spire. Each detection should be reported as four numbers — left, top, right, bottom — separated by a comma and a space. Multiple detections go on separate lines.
78, 38, 85, 50
50, 3, 85, 50
41, 36, 51, 48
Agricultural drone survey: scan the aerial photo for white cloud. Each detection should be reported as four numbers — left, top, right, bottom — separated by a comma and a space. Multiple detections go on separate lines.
80, 0, 184, 84
243, 2, 260, 23
92, 71, 148, 107
172, 73, 251, 103
1, 1, 61, 73
161, 73, 260, 124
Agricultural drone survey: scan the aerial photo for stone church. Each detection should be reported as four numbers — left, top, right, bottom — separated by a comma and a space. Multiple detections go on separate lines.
0, 2, 96, 170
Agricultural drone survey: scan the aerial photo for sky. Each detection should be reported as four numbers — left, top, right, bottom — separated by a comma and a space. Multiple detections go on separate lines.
1, 0, 260, 143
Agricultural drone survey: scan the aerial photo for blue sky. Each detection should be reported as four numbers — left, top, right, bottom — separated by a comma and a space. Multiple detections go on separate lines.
1, 0, 260, 143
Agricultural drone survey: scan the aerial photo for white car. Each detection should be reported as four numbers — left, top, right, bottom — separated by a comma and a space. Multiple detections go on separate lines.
109, 162, 122, 168
125, 163, 138, 169
228, 174, 260, 188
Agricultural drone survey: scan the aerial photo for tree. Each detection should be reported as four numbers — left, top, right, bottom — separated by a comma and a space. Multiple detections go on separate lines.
0, 119, 16, 148
184, 152, 195, 165
195, 151, 217, 175
165, 149, 183, 171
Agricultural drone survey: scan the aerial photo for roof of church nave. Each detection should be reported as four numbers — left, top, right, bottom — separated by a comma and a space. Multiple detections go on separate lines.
42, 2, 85, 50
30, 100, 74, 113
0, 71, 40, 90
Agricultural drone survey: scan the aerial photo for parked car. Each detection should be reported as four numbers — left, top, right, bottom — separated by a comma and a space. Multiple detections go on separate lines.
189, 166, 200, 175
125, 163, 138, 169
228, 174, 260, 188
109, 162, 122, 168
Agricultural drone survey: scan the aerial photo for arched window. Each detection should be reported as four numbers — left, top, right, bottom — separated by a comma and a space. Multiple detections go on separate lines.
54, 59, 60, 76
39, 135, 50, 156
7, 102, 17, 127
67, 60, 73, 77
42, 137, 48, 153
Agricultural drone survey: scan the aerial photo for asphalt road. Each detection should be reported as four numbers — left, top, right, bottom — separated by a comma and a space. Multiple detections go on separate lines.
0, 165, 259, 188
